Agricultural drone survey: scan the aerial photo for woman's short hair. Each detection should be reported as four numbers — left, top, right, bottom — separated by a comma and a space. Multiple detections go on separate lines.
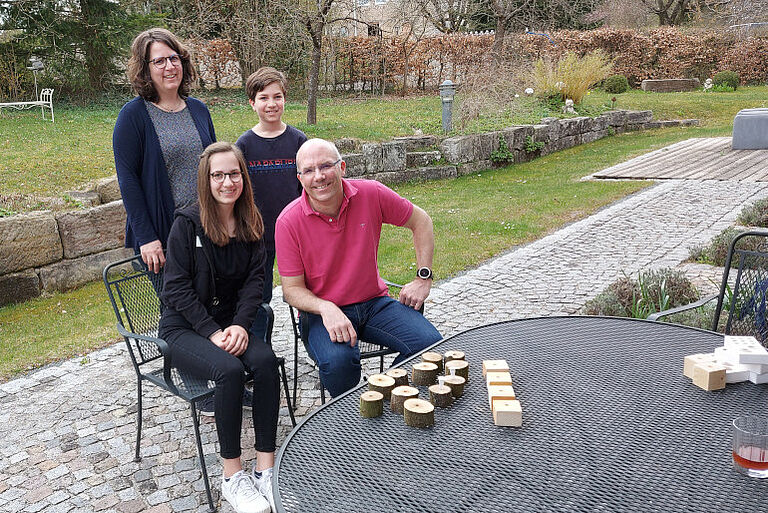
197, 142, 264, 246
127, 28, 197, 102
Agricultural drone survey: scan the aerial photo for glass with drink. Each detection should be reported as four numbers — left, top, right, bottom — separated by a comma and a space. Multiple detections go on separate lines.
732, 415, 768, 478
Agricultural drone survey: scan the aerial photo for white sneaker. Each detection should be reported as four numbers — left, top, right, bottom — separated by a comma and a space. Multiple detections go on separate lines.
221, 470, 270, 513
252, 466, 276, 513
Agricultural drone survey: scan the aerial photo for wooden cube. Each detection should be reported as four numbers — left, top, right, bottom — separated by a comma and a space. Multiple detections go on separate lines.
683, 353, 716, 378
482, 359, 509, 376
486, 371, 513, 386
692, 362, 726, 391
493, 400, 522, 427
488, 385, 516, 409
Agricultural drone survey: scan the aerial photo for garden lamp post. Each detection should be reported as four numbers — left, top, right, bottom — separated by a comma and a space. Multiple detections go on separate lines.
439, 79, 456, 133
27, 56, 44, 98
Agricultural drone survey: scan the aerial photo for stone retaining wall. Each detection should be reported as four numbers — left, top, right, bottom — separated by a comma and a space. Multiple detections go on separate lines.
641, 79, 701, 92
0, 109, 698, 307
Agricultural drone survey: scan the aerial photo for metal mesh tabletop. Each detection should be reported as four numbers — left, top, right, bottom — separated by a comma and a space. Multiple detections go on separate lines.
274, 316, 768, 513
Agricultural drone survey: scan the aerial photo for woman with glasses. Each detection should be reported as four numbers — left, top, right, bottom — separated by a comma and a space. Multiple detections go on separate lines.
160, 142, 279, 513
113, 28, 216, 275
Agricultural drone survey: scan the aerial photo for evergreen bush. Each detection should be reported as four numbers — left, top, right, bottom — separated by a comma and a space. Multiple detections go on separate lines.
603, 74, 629, 94
713, 70, 739, 89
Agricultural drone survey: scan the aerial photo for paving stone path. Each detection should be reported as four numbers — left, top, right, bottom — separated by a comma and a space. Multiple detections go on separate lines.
1, 178, 767, 513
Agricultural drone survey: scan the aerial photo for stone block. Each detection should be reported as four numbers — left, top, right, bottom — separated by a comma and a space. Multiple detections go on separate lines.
602, 110, 628, 127
96, 177, 122, 204
581, 130, 609, 144
55, 201, 127, 259
440, 135, 476, 164
392, 135, 439, 151
362, 143, 383, 174
548, 135, 578, 153
475, 132, 500, 161
63, 191, 100, 207
371, 165, 457, 184
342, 153, 365, 177
334, 138, 360, 152
680, 119, 699, 127
641, 78, 700, 92
626, 110, 653, 124
732, 109, 768, 149
406, 151, 441, 168
457, 160, 494, 175
592, 115, 610, 131
381, 141, 406, 172
532, 124, 550, 143
413, 165, 457, 181
0, 211, 62, 274
558, 117, 592, 137
0, 270, 40, 307
501, 126, 533, 150
38, 248, 133, 292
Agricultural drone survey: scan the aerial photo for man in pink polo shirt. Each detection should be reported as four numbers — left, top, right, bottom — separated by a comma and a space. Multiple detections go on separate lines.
275, 138, 442, 397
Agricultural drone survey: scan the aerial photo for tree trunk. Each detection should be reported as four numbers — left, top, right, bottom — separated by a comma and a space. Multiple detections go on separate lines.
492, 19, 507, 66
307, 24, 323, 125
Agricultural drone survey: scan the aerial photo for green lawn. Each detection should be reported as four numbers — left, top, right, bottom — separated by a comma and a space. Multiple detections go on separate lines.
0, 86, 764, 380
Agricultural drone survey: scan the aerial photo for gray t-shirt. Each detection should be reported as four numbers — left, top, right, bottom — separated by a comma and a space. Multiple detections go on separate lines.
145, 100, 203, 210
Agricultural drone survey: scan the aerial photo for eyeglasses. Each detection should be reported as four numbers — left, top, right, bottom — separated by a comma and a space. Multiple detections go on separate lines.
298, 159, 341, 177
148, 54, 182, 69
210, 171, 243, 183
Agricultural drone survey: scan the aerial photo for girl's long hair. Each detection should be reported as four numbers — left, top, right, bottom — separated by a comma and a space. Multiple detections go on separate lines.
197, 142, 263, 246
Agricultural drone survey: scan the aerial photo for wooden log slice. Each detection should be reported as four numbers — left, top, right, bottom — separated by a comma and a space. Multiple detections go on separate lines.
443, 375, 466, 398
412, 362, 439, 386
445, 359, 469, 381
403, 398, 435, 428
444, 350, 466, 363
385, 368, 409, 387
368, 374, 396, 401
428, 384, 453, 408
421, 351, 444, 373
390, 385, 419, 414
359, 391, 384, 418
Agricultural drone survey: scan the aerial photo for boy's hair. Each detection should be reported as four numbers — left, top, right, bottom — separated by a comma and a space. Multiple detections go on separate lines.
246, 67, 288, 100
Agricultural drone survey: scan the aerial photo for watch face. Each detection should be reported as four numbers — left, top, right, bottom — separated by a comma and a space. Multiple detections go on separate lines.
417, 267, 432, 279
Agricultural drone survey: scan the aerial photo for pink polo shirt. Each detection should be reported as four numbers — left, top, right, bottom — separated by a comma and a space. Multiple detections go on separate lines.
275, 179, 414, 306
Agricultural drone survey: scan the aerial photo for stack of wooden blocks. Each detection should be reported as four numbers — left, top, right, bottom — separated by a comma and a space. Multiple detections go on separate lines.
684, 336, 768, 391
483, 359, 521, 427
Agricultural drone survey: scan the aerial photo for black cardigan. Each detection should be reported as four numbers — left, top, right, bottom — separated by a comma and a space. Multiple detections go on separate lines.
159, 204, 266, 339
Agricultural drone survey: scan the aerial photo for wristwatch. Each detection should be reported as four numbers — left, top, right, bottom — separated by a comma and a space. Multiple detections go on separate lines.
416, 266, 433, 280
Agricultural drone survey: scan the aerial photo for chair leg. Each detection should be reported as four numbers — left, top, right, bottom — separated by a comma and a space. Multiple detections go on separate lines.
190, 402, 216, 512
379, 355, 385, 373
134, 378, 143, 463
279, 360, 297, 427
320, 386, 326, 404
292, 334, 299, 411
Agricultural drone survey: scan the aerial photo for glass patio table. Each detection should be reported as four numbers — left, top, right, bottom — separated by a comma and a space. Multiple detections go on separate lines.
274, 316, 768, 513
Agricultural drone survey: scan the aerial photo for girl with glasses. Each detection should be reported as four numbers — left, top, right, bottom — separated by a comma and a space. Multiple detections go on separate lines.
159, 142, 279, 513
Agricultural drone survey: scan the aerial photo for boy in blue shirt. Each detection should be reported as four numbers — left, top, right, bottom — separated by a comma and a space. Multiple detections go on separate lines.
236, 67, 307, 345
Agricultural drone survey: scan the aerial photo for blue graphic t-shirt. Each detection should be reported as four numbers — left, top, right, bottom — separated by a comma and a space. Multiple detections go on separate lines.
235, 125, 307, 249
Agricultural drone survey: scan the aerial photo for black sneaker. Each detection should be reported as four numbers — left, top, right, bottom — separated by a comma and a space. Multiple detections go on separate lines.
196, 396, 215, 417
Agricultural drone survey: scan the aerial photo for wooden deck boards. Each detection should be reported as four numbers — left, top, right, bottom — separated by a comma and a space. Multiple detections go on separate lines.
593, 137, 768, 182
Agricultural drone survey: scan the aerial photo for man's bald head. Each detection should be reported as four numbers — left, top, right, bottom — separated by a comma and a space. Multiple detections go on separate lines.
296, 138, 341, 171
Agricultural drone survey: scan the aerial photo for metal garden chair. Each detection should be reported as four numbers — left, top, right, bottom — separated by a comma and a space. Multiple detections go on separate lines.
649, 230, 768, 345
288, 280, 424, 407
103, 254, 295, 512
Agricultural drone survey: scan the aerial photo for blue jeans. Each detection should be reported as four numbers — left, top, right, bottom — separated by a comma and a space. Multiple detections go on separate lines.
250, 249, 275, 343
303, 295, 442, 397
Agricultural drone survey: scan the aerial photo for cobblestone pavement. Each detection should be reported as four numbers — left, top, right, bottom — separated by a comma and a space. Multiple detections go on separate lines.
1, 179, 767, 512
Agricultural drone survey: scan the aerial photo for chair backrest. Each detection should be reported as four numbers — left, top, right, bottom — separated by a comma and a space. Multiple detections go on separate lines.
40, 88, 53, 103
103, 255, 165, 369
714, 230, 768, 344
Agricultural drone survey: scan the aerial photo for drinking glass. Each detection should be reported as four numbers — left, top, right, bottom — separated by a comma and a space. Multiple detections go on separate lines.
732, 415, 768, 478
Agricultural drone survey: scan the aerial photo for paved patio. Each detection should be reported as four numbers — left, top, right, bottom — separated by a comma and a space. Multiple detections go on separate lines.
1, 150, 768, 511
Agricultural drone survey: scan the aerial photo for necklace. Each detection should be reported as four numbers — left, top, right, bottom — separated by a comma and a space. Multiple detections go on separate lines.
154, 97, 185, 113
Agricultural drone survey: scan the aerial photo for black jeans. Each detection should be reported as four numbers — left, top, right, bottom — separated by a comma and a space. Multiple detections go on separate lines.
163, 327, 280, 458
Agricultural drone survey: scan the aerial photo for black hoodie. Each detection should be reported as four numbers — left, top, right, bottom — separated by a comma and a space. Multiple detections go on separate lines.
159, 204, 266, 339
